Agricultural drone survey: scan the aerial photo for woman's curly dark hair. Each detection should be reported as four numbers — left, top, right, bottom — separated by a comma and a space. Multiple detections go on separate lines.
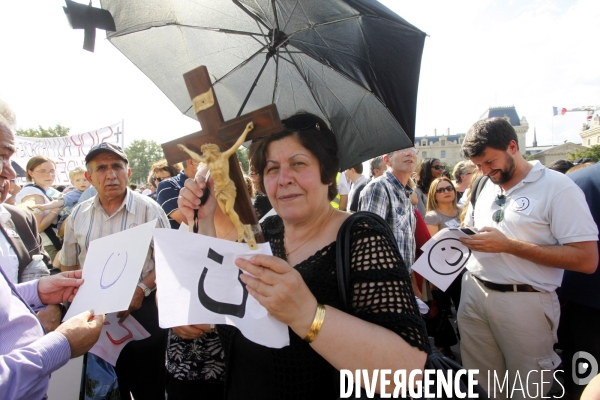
416, 158, 441, 194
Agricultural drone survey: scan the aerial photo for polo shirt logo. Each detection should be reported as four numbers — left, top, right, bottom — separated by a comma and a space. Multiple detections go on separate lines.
510, 197, 538, 216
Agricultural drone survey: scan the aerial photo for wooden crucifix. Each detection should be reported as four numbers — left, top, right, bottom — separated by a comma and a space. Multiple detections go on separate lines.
161, 66, 282, 248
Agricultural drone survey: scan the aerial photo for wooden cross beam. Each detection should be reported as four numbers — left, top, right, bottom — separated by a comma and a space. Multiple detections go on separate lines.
161, 66, 283, 229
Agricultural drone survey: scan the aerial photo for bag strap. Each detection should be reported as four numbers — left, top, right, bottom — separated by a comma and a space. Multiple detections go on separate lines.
25, 183, 53, 202
335, 211, 398, 312
469, 175, 489, 223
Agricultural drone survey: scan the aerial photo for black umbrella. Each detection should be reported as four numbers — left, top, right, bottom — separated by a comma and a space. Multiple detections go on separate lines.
11, 161, 26, 178
99, 0, 426, 170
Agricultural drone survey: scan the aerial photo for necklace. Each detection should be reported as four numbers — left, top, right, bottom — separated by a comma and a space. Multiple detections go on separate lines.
284, 208, 335, 257
218, 224, 236, 239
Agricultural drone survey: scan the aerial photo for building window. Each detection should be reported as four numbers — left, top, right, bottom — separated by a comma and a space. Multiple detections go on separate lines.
422, 151, 427, 158
422, 140, 427, 146
441, 140, 446, 146
441, 150, 446, 158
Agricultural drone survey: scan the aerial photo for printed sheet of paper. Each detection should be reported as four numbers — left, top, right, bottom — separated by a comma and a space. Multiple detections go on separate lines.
154, 229, 290, 349
89, 313, 150, 366
412, 228, 494, 291
64, 219, 158, 321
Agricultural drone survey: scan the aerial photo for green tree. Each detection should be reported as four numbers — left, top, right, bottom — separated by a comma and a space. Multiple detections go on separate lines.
16, 124, 70, 138
567, 145, 600, 162
124, 139, 164, 184
236, 147, 249, 174
523, 154, 537, 161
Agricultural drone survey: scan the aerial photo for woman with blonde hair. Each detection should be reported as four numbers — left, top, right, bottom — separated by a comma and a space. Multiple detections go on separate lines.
424, 177, 461, 236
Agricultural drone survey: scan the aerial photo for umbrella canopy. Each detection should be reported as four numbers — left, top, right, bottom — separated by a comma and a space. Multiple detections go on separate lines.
100, 0, 426, 170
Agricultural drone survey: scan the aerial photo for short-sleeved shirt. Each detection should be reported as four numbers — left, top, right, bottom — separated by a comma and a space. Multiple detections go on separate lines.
156, 171, 188, 229
463, 161, 598, 292
358, 170, 416, 269
59, 188, 169, 278
424, 209, 462, 231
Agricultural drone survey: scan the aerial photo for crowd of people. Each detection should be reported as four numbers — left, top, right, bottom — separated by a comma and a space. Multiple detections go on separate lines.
0, 97, 599, 400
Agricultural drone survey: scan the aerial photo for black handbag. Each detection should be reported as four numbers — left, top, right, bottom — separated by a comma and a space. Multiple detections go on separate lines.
335, 211, 489, 399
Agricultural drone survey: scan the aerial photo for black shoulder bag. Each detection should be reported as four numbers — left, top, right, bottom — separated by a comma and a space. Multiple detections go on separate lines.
24, 183, 63, 250
336, 212, 489, 400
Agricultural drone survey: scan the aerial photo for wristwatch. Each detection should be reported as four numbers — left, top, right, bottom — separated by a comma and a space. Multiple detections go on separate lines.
137, 282, 152, 297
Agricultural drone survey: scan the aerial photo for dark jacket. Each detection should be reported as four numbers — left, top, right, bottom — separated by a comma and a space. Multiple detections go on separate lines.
1, 204, 51, 282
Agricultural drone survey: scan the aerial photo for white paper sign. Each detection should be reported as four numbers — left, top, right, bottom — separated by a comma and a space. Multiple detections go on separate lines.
64, 219, 158, 320
153, 229, 290, 349
412, 228, 494, 291
89, 313, 150, 366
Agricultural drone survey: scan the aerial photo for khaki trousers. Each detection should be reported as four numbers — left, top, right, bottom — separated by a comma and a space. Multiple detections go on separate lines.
457, 272, 562, 399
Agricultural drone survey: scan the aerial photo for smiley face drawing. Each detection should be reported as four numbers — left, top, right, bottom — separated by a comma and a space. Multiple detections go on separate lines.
512, 197, 530, 212
100, 252, 128, 289
427, 238, 472, 275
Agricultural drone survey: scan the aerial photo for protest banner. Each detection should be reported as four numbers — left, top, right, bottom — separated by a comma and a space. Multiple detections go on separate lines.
13, 121, 123, 184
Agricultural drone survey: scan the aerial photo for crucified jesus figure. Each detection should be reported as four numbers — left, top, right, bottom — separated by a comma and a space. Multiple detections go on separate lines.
177, 121, 257, 249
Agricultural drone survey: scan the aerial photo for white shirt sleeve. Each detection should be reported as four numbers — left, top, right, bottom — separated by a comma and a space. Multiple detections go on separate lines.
337, 172, 351, 196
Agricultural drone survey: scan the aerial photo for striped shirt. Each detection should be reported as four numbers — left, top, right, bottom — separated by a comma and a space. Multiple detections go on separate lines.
156, 171, 187, 229
60, 188, 169, 279
358, 171, 416, 269
0, 266, 70, 399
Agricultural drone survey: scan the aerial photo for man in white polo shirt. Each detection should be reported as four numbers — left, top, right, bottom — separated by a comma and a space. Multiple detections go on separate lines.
458, 117, 598, 399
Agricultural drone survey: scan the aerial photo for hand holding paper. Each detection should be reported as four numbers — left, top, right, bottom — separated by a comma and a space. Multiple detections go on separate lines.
154, 229, 289, 348
63, 219, 157, 321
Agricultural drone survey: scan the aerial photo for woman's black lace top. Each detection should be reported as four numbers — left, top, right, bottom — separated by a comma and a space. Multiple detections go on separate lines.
218, 215, 429, 399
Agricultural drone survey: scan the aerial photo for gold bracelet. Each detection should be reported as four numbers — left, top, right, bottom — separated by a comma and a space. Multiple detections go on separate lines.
303, 304, 326, 343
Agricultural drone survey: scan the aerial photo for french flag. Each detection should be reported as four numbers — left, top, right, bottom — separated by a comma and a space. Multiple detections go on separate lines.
553, 106, 567, 116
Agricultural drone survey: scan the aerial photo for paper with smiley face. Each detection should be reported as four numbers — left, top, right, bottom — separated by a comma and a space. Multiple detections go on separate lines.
63, 219, 158, 321
412, 228, 494, 291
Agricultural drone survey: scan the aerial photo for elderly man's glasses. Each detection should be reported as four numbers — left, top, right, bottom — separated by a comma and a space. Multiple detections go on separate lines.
435, 185, 454, 194
492, 194, 506, 223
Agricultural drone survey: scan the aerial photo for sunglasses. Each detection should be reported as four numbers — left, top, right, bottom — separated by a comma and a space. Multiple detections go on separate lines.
435, 185, 454, 194
432, 165, 444, 171
492, 194, 506, 223
153, 177, 163, 182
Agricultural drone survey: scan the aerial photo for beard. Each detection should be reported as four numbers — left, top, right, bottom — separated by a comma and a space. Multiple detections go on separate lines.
488, 153, 516, 184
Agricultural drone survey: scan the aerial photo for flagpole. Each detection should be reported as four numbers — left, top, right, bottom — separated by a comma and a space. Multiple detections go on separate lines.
551, 115, 554, 147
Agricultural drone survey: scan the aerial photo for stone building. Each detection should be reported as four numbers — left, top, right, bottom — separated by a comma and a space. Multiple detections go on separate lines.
415, 106, 529, 167
580, 114, 600, 147
530, 142, 587, 166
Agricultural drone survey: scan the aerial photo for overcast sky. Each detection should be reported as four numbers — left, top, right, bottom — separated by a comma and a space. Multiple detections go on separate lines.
1, 0, 598, 148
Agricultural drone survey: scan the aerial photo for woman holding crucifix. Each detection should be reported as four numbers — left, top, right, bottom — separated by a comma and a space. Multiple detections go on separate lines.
178, 113, 428, 398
